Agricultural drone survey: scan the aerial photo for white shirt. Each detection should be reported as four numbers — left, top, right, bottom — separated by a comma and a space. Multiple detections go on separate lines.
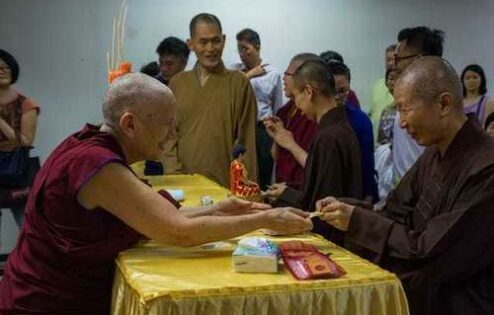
231, 63, 284, 121
392, 112, 425, 178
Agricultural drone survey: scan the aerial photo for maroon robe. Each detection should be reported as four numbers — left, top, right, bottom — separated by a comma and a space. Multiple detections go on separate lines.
345, 116, 494, 315
275, 100, 318, 189
0, 125, 142, 314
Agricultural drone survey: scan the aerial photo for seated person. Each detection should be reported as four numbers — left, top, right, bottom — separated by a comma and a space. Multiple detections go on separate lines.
318, 57, 494, 315
0, 73, 312, 314
265, 60, 362, 244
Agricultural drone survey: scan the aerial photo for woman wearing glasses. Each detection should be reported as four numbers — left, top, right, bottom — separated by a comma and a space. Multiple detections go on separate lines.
0, 49, 40, 229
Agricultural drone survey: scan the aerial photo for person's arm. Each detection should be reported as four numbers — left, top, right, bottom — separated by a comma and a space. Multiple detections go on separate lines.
319, 168, 494, 264
78, 163, 312, 247
0, 109, 38, 150
272, 72, 284, 114
265, 118, 308, 167
180, 197, 271, 218
270, 142, 279, 160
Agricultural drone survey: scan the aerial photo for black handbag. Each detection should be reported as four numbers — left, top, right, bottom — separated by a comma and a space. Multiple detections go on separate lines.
0, 146, 31, 186
0, 95, 32, 187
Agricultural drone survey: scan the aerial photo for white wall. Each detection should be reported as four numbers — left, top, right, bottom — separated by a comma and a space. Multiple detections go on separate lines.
1, 0, 493, 251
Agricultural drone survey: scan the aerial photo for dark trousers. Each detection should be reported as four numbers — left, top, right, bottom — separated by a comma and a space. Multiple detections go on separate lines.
256, 122, 274, 190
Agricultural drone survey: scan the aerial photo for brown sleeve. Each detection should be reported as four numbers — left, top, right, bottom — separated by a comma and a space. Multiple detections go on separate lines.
235, 75, 259, 182
161, 79, 182, 174
346, 165, 494, 265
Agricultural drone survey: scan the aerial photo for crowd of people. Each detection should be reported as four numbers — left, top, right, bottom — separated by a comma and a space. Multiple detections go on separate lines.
1, 11, 494, 315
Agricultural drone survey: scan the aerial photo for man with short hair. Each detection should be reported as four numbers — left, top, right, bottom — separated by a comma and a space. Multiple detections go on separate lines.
164, 13, 258, 187
233, 28, 283, 189
0, 73, 312, 314
392, 27, 444, 180
266, 60, 362, 244
155, 36, 190, 85
319, 57, 494, 315
145, 36, 190, 175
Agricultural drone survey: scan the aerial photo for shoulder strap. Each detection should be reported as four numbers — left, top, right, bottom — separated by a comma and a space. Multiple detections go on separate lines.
476, 95, 486, 117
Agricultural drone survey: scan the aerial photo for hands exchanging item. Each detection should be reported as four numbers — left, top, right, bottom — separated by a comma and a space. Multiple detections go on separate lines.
263, 182, 288, 203
315, 197, 355, 232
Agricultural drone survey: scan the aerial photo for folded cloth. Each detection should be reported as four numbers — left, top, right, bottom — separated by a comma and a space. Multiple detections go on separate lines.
279, 240, 345, 280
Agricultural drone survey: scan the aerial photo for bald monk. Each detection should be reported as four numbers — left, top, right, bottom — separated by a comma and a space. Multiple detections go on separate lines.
318, 57, 494, 315
0, 74, 312, 314
164, 13, 258, 187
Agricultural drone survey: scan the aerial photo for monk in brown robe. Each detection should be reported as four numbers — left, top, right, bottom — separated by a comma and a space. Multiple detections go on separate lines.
318, 57, 494, 315
164, 13, 258, 187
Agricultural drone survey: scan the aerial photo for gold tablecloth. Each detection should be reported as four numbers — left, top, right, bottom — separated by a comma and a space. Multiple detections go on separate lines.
112, 174, 409, 315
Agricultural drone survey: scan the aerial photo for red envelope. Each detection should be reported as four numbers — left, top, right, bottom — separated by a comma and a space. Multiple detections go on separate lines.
279, 241, 346, 280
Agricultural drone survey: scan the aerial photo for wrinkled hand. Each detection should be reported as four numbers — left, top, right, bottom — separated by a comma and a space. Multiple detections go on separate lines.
264, 182, 287, 203
245, 65, 266, 79
265, 207, 313, 234
213, 197, 271, 216
316, 197, 355, 231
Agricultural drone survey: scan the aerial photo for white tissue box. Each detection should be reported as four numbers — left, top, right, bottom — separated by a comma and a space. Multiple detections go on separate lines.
232, 237, 279, 273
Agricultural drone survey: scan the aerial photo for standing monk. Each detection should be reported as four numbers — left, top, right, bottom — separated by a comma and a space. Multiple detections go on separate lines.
165, 13, 258, 187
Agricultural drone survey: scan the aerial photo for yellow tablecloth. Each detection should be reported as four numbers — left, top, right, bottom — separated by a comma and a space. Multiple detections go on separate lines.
111, 174, 409, 315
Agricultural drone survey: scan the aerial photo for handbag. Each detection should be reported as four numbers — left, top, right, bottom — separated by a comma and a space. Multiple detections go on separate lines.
0, 95, 31, 186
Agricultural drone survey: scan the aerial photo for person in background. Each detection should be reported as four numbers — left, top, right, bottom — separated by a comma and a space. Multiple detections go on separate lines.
377, 68, 398, 145
263, 53, 319, 190
0, 49, 40, 228
154, 36, 190, 85
326, 61, 378, 203
319, 50, 360, 108
163, 13, 259, 187
233, 28, 283, 189
140, 61, 160, 78
369, 44, 396, 142
145, 37, 190, 176
391, 26, 444, 181
461, 64, 494, 125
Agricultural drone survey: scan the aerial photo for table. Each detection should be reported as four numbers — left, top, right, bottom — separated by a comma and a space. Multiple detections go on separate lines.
111, 174, 409, 315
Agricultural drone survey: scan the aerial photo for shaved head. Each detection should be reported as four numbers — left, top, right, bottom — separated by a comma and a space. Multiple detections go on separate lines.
103, 73, 174, 129
396, 56, 463, 111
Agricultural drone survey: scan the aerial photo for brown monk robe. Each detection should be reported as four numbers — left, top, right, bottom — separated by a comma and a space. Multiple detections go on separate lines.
318, 57, 494, 315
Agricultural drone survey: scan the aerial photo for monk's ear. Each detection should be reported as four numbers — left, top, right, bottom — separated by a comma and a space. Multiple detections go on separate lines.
186, 38, 194, 52
119, 112, 137, 139
438, 92, 454, 117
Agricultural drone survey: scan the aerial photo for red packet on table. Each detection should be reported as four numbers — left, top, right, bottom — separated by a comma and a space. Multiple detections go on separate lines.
279, 241, 346, 280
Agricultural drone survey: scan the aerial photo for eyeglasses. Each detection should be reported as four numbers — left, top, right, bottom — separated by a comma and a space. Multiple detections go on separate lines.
394, 53, 419, 64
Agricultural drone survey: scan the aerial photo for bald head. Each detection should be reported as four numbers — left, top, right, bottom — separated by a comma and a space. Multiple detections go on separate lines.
103, 73, 174, 129
396, 56, 463, 111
